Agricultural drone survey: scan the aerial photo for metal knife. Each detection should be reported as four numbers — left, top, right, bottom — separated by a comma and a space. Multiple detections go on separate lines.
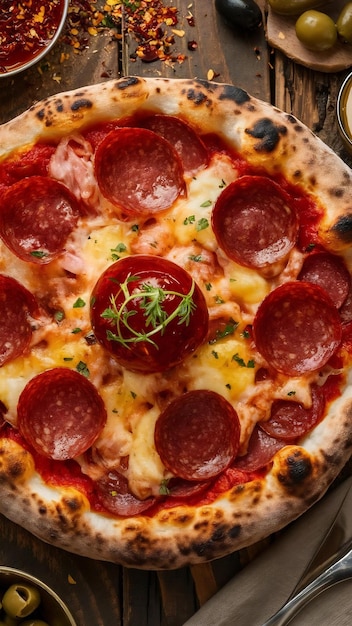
182, 476, 352, 626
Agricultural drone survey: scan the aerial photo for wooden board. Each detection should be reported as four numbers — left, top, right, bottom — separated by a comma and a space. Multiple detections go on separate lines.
267, 0, 352, 72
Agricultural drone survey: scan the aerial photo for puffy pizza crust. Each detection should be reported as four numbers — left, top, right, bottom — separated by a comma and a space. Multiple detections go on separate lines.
0, 76, 352, 569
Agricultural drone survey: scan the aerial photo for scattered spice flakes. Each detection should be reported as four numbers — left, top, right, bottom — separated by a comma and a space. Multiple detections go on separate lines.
59, 0, 194, 65
105, 0, 187, 63
61, 0, 105, 52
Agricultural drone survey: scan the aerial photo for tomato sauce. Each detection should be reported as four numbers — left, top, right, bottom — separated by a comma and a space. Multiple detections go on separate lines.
0, 0, 66, 73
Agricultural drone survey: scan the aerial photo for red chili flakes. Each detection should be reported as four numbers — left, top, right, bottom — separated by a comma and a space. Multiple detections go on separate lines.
61, 0, 105, 52
0, 0, 65, 72
106, 0, 186, 64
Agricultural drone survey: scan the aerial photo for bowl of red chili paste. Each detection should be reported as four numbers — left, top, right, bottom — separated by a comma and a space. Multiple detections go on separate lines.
0, 0, 69, 76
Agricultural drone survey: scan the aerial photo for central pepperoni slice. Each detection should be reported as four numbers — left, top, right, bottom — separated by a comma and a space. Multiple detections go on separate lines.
253, 281, 342, 376
154, 390, 240, 481
94, 127, 185, 215
212, 175, 298, 269
0, 176, 81, 264
17, 368, 107, 460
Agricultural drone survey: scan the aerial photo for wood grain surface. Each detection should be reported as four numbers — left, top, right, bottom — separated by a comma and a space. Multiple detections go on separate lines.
0, 2, 351, 625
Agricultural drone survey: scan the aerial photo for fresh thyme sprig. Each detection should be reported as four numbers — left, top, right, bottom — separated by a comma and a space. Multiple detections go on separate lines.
101, 274, 197, 349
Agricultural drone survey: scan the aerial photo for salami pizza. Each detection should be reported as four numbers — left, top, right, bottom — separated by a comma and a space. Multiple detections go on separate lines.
0, 76, 352, 569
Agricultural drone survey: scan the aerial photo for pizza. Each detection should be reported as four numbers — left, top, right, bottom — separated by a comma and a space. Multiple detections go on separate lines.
0, 75, 352, 570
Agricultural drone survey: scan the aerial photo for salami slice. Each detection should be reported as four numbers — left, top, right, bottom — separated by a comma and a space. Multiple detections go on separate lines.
234, 426, 285, 472
260, 385, 325, 441
0, 275, 38, 366
211, 175, 298, 269
94, 470, 156, 517
0, 176, 81, 264
94, 127, 185, 216
253, 282, 342, 376
17, 368, 107, 460
140, 115, 209, 174
154, 390, 240, 481
298, 251, 351, 309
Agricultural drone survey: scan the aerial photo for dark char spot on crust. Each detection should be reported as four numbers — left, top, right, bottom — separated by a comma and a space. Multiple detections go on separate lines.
331, 214, 352, 243
218, 84, 250, 105
116, 76, 140, 90
71, 99, 93, 112
186, 89, 208, 106
245, 118, 288, 152
278, 451, 312, 489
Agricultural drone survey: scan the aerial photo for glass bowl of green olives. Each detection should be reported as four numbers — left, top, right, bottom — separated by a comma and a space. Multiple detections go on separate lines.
0, 567, 77, 626
337, 71, 352, 154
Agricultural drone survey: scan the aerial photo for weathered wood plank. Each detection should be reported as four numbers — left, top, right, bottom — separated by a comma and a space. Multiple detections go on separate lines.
123, 0, 271, 102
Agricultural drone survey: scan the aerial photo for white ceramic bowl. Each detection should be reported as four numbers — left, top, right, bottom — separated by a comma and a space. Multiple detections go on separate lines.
0, 566, 77, 626
0, 0, 69, 78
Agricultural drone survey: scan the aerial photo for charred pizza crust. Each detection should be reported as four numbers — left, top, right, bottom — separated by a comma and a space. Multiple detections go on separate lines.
0, 76, 352, 569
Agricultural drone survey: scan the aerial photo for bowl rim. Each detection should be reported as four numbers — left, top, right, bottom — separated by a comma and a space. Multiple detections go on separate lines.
337, 70, 352, 150
0, 565, 77, 626
0, 0, 69, 78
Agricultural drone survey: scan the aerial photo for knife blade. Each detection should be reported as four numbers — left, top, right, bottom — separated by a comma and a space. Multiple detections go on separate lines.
182, 476, 352, 626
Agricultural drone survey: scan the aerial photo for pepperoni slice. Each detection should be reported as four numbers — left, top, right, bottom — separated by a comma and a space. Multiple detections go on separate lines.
140, 115, 209, 174
0, 275, 39, 366
298, 251, 351, 309
0, 176, 81, 264
253, 281, 342, 376
211, 176, 298, 268
166, 477, 212, 499
94, 470, 156, 517
94, 127, 185, 216
260, 385, 325, 441
154, 390, 240, 481
234, 426, 285, 472
17, 368, 107, 460
340, 286, 352, 324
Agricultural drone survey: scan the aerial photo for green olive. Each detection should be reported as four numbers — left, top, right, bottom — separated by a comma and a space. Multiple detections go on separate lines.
295, 10, 337, 51
0, 617, 19, 626
268, 0, 326, 16
1, 584, 41, 619
20, 619, 49, 626
337, 2, 352, 44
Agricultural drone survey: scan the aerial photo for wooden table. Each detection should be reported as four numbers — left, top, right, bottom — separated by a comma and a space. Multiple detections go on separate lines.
0, 2, 351, 624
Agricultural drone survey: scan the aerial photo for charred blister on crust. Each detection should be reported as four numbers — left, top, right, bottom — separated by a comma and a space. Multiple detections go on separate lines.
116, 76, 141, 91
273, 447, 313, 492
245, 118, 288, 152
70, 99, 93, 112
331, 214, 352, 243
186, 89, 209, 106
218, 84, 250, 105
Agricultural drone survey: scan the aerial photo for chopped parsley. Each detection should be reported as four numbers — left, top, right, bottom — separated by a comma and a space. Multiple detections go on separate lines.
232, 353, 255, 368
73, 297, 86, 309
196, 217, 209, 231
76, 361, 90, 377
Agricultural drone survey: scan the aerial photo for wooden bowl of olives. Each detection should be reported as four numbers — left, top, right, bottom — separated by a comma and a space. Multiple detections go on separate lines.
0, 567, 77, 626
337, 71, 352, 154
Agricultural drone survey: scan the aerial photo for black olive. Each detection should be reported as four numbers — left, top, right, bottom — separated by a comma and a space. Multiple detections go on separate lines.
215, 0, 262, 31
